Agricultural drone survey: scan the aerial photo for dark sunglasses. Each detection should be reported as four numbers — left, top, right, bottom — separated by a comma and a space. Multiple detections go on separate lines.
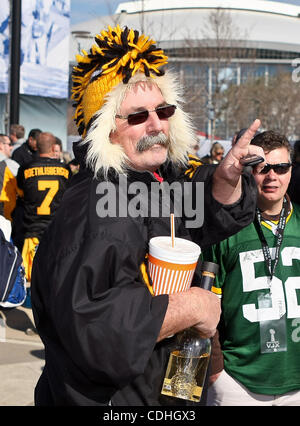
116, 104, 176, 125
259, 163, 292, 175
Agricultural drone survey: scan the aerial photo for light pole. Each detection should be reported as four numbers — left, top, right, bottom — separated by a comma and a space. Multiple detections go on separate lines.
207, 101, 215, 144
9, 0, 22, 126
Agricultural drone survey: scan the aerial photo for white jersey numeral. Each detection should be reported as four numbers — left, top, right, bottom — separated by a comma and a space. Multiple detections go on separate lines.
240, 247, 300, 322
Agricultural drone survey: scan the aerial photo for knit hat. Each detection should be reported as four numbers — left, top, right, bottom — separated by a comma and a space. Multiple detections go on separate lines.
72, 25, 197, 177
72, 25, 168, 137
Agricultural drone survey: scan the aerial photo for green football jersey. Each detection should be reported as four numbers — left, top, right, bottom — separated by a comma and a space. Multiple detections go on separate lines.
203, 203, 300, 395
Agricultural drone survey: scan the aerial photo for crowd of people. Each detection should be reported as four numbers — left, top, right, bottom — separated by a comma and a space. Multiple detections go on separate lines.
0, 24, 300, 407
0, 125, 79, 318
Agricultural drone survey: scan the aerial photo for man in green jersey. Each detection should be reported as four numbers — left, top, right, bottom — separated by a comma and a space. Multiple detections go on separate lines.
204, 130, 300, 406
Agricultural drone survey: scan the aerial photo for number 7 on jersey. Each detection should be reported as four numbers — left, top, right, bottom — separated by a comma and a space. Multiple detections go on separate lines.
37, 180, 59, 215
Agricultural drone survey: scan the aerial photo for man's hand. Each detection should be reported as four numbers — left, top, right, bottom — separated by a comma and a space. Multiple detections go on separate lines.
212, 119, 264, 205
192, 288, 221, 338
158, 287, 221, 341
226, 119, 265, 173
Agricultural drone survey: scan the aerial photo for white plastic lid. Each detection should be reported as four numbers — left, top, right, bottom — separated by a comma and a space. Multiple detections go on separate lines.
149, 236, 201, 264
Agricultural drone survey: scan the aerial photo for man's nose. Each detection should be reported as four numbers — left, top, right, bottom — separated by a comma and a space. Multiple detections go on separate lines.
147, 110, 163, 133
264, 169, 277, 180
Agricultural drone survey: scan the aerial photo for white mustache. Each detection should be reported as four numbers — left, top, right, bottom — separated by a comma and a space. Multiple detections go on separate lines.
136, 132, 169, 152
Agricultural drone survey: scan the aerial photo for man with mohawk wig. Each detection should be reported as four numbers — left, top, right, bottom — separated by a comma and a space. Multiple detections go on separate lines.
31, 25, 264, 406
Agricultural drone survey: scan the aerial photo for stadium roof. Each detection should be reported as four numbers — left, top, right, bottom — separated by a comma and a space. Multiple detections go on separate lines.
116, 0, 300, 17
70, 0, 300, 61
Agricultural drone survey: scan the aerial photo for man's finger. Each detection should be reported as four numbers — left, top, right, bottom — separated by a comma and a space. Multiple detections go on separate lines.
254, 160, 266, 174
236, 119, 261, 148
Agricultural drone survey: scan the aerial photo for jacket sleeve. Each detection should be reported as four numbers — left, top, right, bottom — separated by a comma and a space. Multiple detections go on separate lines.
32, 222, 168, 391
186, 162, 257, 249
0, 165, 18, 220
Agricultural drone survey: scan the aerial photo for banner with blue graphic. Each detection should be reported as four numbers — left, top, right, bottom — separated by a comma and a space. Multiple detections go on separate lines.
0, 0, 10, 94
0, 0, 70, 99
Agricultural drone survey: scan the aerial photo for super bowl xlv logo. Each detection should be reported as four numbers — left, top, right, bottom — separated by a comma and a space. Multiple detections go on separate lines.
266, 329, 280, 351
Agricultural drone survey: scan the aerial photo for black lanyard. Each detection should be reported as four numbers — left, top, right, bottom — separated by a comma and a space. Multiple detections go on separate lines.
254, 198, 288, 281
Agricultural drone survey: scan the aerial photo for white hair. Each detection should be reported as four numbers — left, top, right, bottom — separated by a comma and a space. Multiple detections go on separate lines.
82, 71, 197, 179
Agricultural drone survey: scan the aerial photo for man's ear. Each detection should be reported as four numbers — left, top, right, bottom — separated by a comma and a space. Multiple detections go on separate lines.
110, 129, 117, 145
50, 144, 56, 156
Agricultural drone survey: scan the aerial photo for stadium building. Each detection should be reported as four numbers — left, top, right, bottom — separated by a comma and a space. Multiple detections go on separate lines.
69, 0, 300, 144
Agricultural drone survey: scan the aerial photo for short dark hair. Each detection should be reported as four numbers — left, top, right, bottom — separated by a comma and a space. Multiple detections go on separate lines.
28, 128, 42, 139
54, 137, 62, 147
233, 128, 260, 145
251, 130, 291, 158
235, 128, 247, 144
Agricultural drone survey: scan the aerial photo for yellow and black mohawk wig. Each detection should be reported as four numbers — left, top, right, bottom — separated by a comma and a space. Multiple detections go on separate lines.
72, 25, 168, 137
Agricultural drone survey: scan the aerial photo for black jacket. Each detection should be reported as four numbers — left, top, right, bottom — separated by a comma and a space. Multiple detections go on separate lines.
12, 141, 37, 167
31, 152, 257, 406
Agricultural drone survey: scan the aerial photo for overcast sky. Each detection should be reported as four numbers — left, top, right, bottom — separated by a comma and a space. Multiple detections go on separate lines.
70, 0, 300, 25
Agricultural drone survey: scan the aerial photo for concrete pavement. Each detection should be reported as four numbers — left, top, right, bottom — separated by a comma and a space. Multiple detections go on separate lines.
0, 306, 45, 406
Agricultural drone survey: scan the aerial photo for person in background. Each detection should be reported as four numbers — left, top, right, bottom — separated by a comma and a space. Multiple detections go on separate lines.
17, 132, 70, 283
201, 142, 224, 164
0, 213, 26, 309
12, 128, 42, 167
53, 139, 74, 176
203, 130, 300, 406
10, 124, 25, 151
0, 133, 14, 160
52, 137, 63, 162
31, 25, 263, 406
11, 128, 42, 251
0, 134, 20, 220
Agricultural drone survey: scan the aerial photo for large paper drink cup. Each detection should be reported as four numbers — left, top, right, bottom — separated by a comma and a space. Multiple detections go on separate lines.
148, 236, 201, 295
